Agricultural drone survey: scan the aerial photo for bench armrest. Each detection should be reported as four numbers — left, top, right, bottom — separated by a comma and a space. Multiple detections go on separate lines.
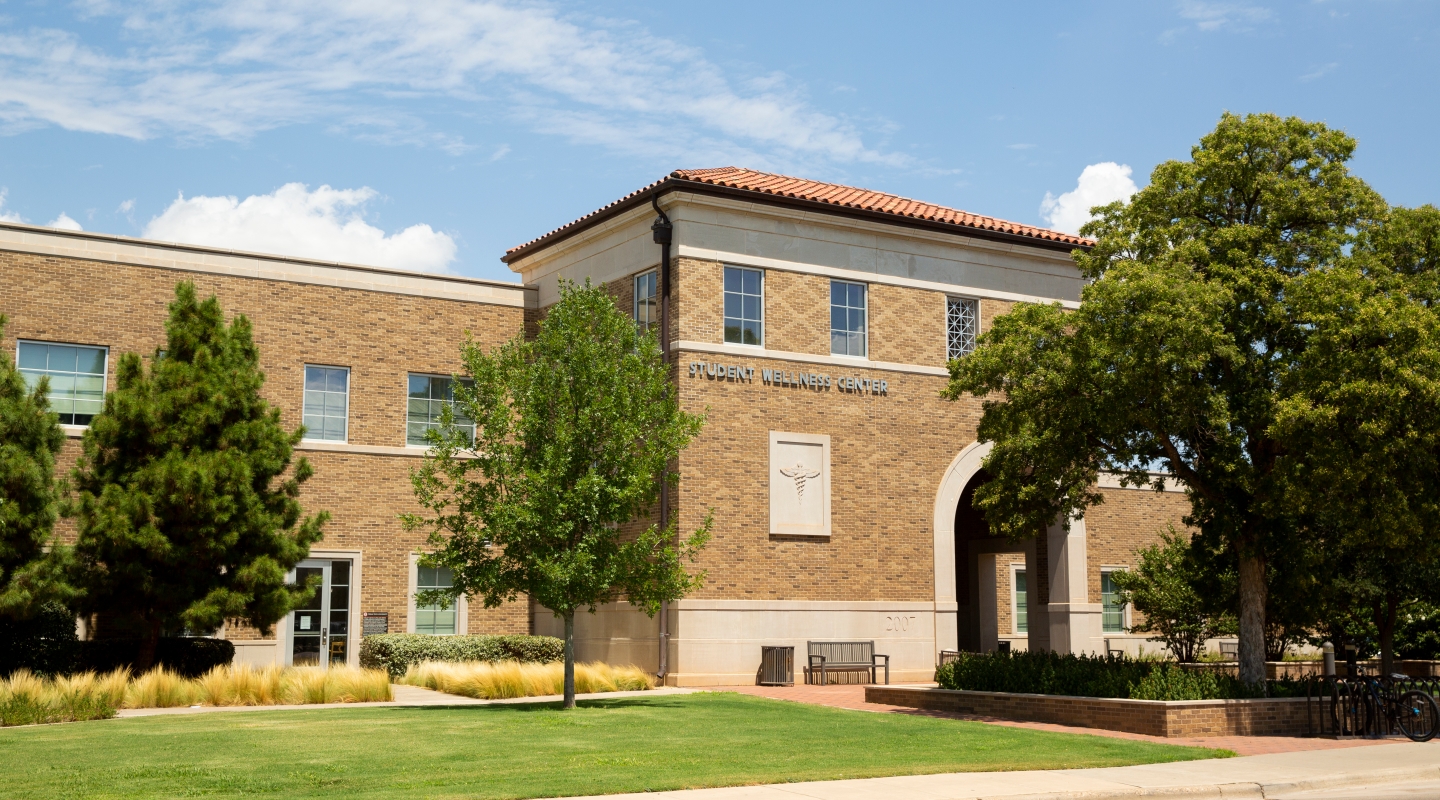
873, 654, 890, 664
808, 655, 827, 667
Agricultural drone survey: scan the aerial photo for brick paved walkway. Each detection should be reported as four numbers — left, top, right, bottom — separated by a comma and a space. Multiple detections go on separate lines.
712, 683, 1399, 757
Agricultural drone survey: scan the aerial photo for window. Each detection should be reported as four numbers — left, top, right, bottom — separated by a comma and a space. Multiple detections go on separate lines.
302, 365, 350, 442
723, 266, 763, 346
406, 374, 474, 446
830, 280, 868, 357
1101, 570, 1126, 633
17, 341, 107, 426
1014, 568, 1028, 634
415, 564, 457, 635
947, 297, 978, 360
634, 271, 658, 332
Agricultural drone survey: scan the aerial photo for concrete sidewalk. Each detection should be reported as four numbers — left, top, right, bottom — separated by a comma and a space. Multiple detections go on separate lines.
556, 742, 1440, 800
115, 684, 695, 717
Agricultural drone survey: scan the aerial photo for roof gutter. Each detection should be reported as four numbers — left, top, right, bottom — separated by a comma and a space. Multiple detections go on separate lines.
502, 177, 1088, 265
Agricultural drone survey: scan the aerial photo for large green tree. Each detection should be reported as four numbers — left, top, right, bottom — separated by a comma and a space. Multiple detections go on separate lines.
0, 315, 70, 615
70, 283, 328, 670
1270, 205, 1440, 674
945, 113, 1384, 685
405, 280, 709, 709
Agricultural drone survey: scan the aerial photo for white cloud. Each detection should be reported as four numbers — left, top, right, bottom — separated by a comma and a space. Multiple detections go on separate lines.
142, 183, 457, 272
1299, 62, 1339, 82
0, 2, 901, 170
1177, 1, 1273, 31
1007, 143, 1036, 150
117, 199, 135, 213
1040, 163, 1139, 236
0, 190, 21, 223
47, 212, 83, 231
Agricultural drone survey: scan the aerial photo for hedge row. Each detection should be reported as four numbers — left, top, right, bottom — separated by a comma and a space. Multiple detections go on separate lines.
935, 650, 1300, 701
0, 604, 236, 678
359, 633, 564, 677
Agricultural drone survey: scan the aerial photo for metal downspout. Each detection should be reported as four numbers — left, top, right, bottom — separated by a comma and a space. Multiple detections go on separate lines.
651, 195, 673, 684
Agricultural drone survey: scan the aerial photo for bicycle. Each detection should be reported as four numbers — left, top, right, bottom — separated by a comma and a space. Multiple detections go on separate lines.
1332, 669, 1440, 742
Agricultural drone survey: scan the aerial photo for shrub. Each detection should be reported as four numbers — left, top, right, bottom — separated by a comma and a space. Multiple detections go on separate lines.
0, 603, 81, 677
934, 650, 1288, 701
399, 660, 653, 699
360, 634, 563, 677
78, 637, 235, 678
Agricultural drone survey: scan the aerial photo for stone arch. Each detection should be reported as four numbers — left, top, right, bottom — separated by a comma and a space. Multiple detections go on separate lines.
932, 441, 991, 653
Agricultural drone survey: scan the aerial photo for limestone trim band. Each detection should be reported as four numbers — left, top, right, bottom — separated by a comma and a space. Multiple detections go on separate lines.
675, 340, 949, 377
0, 221, 532, 309
676, 245, 1083, 310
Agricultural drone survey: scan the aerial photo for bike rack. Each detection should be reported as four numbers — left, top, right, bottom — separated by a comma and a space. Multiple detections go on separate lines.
1306, 675, 1440, 739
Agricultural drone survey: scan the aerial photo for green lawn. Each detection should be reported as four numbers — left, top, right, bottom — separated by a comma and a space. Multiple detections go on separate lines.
1, 692, 1228, 799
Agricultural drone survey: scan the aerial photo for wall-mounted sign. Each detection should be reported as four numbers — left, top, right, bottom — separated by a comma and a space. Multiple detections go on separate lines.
687, 360, 889, 396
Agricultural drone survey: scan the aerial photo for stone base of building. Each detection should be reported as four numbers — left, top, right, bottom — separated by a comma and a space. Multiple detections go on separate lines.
867, 686, 1326, 738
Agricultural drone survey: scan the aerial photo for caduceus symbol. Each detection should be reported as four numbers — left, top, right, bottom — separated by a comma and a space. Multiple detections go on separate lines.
779, 461, 822, 503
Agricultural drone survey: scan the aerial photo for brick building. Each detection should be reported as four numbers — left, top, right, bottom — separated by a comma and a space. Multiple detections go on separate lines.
504, 168, 1191, 685
1, 167, 1190, 682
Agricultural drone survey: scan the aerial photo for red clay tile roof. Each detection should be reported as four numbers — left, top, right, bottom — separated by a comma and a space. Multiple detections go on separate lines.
503, 167, 1090, 262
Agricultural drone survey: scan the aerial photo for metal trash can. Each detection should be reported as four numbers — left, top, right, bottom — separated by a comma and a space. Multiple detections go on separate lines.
760, 645, 794, 686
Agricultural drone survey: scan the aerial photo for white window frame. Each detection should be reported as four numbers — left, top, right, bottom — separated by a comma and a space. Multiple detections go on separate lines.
301, 364, 351, 444
1010, 563, 1028, 636
829, 280, 869, 359
946, 296, 979, 361
1100, 566, 1130, 634
722, 265, 765, 348
634, 270, 659, 332
407, 553, 468, 635
16, 339, 109, 429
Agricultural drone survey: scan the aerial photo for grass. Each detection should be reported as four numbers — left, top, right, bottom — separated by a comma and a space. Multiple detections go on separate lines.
1, 665, 391, 725
0, 692, 1227, 799
400, 659, 653, 699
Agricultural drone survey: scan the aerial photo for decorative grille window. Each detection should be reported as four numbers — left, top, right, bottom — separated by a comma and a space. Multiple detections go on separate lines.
302, 365, 350, 442
723, 266, 763, 346
947, 297, 978, 360
406, 374, 475, 446
17, 341, 107, 426
415, 564, 457, 635
634, 270, 658, 332
830, 280, 868, 357
1101, 570, 1126, 633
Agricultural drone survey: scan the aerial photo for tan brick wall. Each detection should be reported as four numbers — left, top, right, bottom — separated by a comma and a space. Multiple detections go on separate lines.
0, 250, 530, 637
869, 283, 946, 366
1086, 487, 1191, 609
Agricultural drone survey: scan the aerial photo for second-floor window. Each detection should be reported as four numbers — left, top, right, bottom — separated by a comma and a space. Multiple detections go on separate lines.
17, 341, 108, 426
947, 297, 978, 360
723, 266, 763, 346
303, 365, 350, 442
830, 280, 868, 357
407, 374, 474, 446
634, 271, 658, 332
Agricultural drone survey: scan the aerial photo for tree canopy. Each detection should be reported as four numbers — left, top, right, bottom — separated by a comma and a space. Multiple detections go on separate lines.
405, 280, 709, 708
0, 315, 70, 616
945, 113, 1399, 684
69, 282, 328, 669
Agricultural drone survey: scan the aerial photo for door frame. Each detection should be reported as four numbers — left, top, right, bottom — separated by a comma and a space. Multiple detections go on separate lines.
278, 548, 363, 668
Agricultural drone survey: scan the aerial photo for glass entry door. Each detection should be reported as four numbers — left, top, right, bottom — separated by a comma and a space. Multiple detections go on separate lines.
287, 559, 351, 668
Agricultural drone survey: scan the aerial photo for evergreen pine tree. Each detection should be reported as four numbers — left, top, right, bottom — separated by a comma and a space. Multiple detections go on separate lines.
70, 283, 328, 669
0, 315, 69, 615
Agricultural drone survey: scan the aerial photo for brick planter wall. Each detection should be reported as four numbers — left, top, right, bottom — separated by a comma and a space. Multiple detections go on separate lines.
866, 686, 1326, 738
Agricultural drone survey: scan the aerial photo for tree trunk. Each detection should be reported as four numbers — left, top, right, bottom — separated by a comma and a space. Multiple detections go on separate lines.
1378, 594, 1398, 678
563, 610, 576, 710
136, 619, 163, 674
1237, 549, 1267, 688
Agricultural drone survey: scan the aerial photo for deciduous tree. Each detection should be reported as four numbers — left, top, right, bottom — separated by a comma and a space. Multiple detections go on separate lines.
405, 280, 710, 709
70, 283, 328, 670
945, 113, 1383, 685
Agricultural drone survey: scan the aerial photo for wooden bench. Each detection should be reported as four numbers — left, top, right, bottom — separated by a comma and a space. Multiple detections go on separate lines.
806, 641, 889, 685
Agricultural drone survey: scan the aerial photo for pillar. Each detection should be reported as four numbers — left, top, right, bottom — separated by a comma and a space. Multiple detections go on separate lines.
1045, 516, 1104, 655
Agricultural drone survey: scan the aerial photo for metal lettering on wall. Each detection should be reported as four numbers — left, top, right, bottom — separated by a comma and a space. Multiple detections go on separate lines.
687, 361, 889, 396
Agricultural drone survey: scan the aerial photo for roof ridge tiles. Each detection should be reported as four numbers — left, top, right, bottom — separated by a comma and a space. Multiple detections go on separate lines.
503, 166, 1090, 259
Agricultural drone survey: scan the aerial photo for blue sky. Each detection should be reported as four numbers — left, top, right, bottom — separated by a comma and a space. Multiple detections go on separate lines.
0, 1, 1436, 283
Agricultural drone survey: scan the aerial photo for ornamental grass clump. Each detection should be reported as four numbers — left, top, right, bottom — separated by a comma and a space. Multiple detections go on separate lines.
400, 660, 653, 700
0, 669, 119, 726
